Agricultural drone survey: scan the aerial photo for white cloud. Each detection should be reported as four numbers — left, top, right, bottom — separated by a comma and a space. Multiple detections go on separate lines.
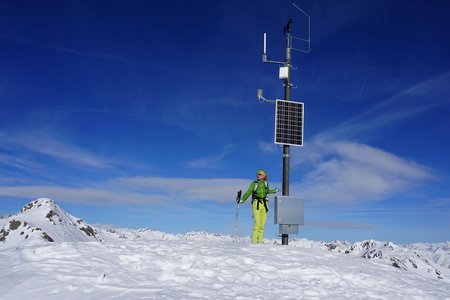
325, 71, 450, 140
305, 221, 375, 229
0, 129, 113, 170
294, 138, 433, 204
287, 73, 449, 205
259, 141, 277, 153
0, 153, 44, 172
0, 185, 164, 204
0, 141, 435, 207
0, 36, 171, 72
427, 198, 450, 208
110, 176, 249, 203
186, 144, 234, 169
0, 177, 251, 205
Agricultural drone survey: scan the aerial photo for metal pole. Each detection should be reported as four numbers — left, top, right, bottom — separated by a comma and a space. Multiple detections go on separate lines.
281, 29, 292, 246
235, 190, 242, 242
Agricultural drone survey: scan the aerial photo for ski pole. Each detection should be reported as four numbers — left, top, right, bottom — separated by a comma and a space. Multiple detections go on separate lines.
235, 190, 242, 242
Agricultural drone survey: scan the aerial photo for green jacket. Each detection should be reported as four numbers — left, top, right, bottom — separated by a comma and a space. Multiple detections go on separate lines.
241, 180, 277, 203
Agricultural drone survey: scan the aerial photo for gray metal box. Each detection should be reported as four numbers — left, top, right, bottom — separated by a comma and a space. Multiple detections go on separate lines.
274, 196, 304, 225
279, 224, 299, 234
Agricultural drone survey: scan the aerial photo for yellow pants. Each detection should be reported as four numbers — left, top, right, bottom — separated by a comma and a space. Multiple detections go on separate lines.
252, 200, 268, 243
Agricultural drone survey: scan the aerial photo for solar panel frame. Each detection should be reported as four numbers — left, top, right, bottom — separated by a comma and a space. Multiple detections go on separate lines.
274, 99, 304, 147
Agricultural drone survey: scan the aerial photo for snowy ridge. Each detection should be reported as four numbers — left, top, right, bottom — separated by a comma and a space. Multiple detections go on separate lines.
409, 242, 450, 269
0, 198, 101, 248
2, 198, 448, 281
0, 199, 450, 299
97, 227, 450, 280
287, 239, 449, 280
326, 240, 449, 280
97, 227, 178, 242
96, 228, 238, 243
0, 215, 8, 229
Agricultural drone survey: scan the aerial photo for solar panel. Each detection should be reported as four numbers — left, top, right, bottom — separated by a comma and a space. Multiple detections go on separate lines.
274, 99, 304, 147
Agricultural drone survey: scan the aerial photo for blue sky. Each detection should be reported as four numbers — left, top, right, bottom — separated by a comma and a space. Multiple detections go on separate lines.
1, 0, 449, 244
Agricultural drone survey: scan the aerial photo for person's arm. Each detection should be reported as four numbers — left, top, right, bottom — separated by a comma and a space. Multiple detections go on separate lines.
267, 183, 279, 194
241, 182, 256, 203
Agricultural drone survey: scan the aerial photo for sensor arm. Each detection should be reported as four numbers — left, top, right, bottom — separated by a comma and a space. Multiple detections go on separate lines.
262, 33, 285, 65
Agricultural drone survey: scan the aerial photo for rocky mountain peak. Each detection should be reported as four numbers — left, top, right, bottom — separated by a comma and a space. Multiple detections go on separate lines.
321, 239, 446, 280
1, 198, 102, 249
19, 198, 56, 214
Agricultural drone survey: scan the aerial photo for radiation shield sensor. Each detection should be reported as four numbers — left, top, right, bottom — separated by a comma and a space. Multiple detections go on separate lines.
279, 67, 289, 79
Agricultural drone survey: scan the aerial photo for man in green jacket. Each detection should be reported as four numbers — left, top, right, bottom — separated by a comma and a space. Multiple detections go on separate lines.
240, 169, 279, 243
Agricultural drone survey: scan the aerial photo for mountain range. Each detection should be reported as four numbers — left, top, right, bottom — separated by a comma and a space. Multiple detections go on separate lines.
1, 198, 449, 281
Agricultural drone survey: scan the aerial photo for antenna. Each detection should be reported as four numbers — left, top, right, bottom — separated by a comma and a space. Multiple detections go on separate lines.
262, 33, 284, 65
263, 33, 267, 56
292, 3, 311, 53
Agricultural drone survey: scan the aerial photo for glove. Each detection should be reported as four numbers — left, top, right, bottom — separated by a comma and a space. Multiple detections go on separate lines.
275, 186, 280, 192
236, 190, 242, 203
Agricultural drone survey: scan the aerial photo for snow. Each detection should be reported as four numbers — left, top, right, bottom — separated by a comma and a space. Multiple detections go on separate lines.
286, 239, 450, 281
1, 238, 449, 299
1, 199, 449, 299
409, 242, 450, 270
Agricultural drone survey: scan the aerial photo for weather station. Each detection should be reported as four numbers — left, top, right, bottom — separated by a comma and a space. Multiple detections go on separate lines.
257, 3, 310, 245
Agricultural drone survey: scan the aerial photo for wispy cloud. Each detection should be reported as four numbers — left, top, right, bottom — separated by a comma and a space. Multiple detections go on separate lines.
427, 197, 450, 209
305, 221, 375, 229
259, 141, 277, 153
325, 71, 450, 140
186, 144, 234, 169
0, 36, 173, 73
291, 137, 433, 204
286, 73, 449, 205
110, 176, 248, 203
0, 185, 163, 205
0, 176, 250, 205
0, 153, 44, 173
0, 129, 113, 170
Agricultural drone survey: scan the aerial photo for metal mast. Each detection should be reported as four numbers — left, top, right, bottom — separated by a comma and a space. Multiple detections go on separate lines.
282, 19, 293, 245
258, 4, 310, 246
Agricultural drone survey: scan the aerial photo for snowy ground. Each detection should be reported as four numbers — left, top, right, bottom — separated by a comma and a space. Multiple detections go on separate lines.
1, 237, 449, 300
1, 199, 449, 299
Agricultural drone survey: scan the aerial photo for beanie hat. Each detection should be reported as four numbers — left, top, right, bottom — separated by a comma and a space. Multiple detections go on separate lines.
257, 169, 267, 176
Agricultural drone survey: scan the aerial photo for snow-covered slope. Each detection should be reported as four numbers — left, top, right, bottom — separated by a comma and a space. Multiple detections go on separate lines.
296, 239, 449, 280
0, 198, 101, 249
0, 198, 449, 299
409, 242, 450, 269
98, 227, 450, 280
327, 240, 449, 279
97, 227, 237, 243
1, 234, 449, 299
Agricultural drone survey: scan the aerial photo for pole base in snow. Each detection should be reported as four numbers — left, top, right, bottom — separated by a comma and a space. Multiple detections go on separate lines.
281, 234, 288, 245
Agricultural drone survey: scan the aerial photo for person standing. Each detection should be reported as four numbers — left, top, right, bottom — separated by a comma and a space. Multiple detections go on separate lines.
240, 169, 279, 243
